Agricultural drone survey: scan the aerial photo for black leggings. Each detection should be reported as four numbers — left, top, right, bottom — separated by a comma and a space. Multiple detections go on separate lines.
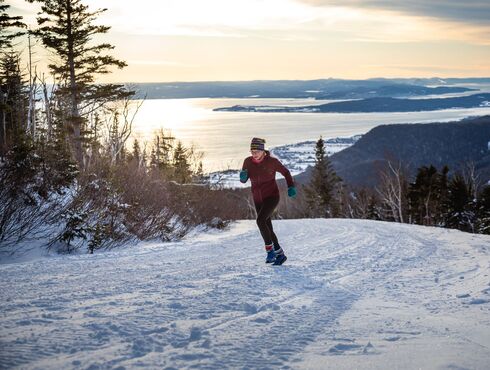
254, 196, 281, 249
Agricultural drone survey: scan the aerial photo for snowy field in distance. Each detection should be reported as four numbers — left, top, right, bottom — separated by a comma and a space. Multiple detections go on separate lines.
1, 219, 489, 369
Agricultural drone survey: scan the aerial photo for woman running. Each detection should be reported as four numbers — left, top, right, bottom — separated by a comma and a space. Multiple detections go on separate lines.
240, 137, 297, 265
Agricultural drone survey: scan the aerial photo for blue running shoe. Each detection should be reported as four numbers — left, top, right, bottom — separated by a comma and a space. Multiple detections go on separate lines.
273, 253, 287, 266
265, 248, 276, 263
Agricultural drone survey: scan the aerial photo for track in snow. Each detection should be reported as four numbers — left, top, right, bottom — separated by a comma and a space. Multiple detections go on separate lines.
1, 219, 489, 369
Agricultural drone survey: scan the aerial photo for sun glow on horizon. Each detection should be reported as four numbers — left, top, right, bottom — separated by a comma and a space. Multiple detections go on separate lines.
8, 0, 490, 82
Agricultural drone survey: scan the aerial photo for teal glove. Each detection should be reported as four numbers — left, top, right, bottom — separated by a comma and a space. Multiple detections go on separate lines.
288, 186, 297, 198
239, 169, 248, 183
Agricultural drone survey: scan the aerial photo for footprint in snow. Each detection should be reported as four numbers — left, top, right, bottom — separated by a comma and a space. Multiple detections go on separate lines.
468, 298, 489, 305
258, 303, 281, 312
328, 343, 363, 354
189, 327, 203, 341
362, 342, 375, 354
241, 302, 258, 314
384, 336, 401, 342
168, 302, 184, 309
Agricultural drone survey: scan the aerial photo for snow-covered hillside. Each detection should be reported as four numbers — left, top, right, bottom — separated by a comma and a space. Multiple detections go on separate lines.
1, 219, 489, 369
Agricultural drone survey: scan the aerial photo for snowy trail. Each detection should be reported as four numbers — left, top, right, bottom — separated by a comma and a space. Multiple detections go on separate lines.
1, 219, 489, 369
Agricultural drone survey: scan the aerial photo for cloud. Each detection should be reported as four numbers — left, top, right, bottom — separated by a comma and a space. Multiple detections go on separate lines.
299, 0, 490, 26
87, 0, 324, 37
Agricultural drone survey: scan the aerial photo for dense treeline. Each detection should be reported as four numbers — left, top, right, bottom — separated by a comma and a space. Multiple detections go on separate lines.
277, 137, 490, 235
0, 0, 247, 255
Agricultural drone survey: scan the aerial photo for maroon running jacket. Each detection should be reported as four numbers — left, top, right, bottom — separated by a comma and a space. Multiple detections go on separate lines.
242, 151, 294, 204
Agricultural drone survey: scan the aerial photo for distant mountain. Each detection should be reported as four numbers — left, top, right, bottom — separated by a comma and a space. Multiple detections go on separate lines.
130, 78, 479, 100
215, 93, 490, 113
314, 84, 473, 99
295, 116, 490, 187
386, 77, 490, 85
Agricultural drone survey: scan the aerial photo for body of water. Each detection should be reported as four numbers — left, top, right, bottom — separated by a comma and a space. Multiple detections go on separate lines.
130, 97, 490, 172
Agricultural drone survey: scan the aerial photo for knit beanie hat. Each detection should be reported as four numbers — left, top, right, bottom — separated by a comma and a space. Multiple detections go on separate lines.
250, 137, 266, 151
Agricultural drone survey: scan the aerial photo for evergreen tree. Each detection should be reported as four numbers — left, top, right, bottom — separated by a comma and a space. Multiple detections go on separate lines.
436, 166, 450, 226
0, 1, 26, 155
132, 139, 141, 161
408, 165, 449, 226
446, 174, 476, 232
195, 161, 204, 183
476, 185, 490, 234
128, 139, 141, 164
304, 137, 342, 217
37, 128, 78, 197
0, 0, 25, 50
1, 134, 39, 201
150, 130, 175, 176
149, 147, 157, 171
0, 51, 28, 155
172, 141, 192, 184
58, 209, 89, 253
367, 194, 382, 220
125, 138, 145, 173
88, 223, 104, 254
27, 0, 131, 166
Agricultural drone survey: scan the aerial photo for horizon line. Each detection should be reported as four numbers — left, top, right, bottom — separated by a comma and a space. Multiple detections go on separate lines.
115, 76, 490, 84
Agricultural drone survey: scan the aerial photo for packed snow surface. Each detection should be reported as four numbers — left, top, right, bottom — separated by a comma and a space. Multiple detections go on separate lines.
1, 219, 490, 369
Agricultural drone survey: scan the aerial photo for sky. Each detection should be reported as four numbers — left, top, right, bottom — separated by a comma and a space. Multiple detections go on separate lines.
8, 0, 490, 82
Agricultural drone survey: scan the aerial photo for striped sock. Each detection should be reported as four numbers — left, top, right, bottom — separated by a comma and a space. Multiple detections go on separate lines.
265, 244, 273, 252
273, 246, 284, 255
